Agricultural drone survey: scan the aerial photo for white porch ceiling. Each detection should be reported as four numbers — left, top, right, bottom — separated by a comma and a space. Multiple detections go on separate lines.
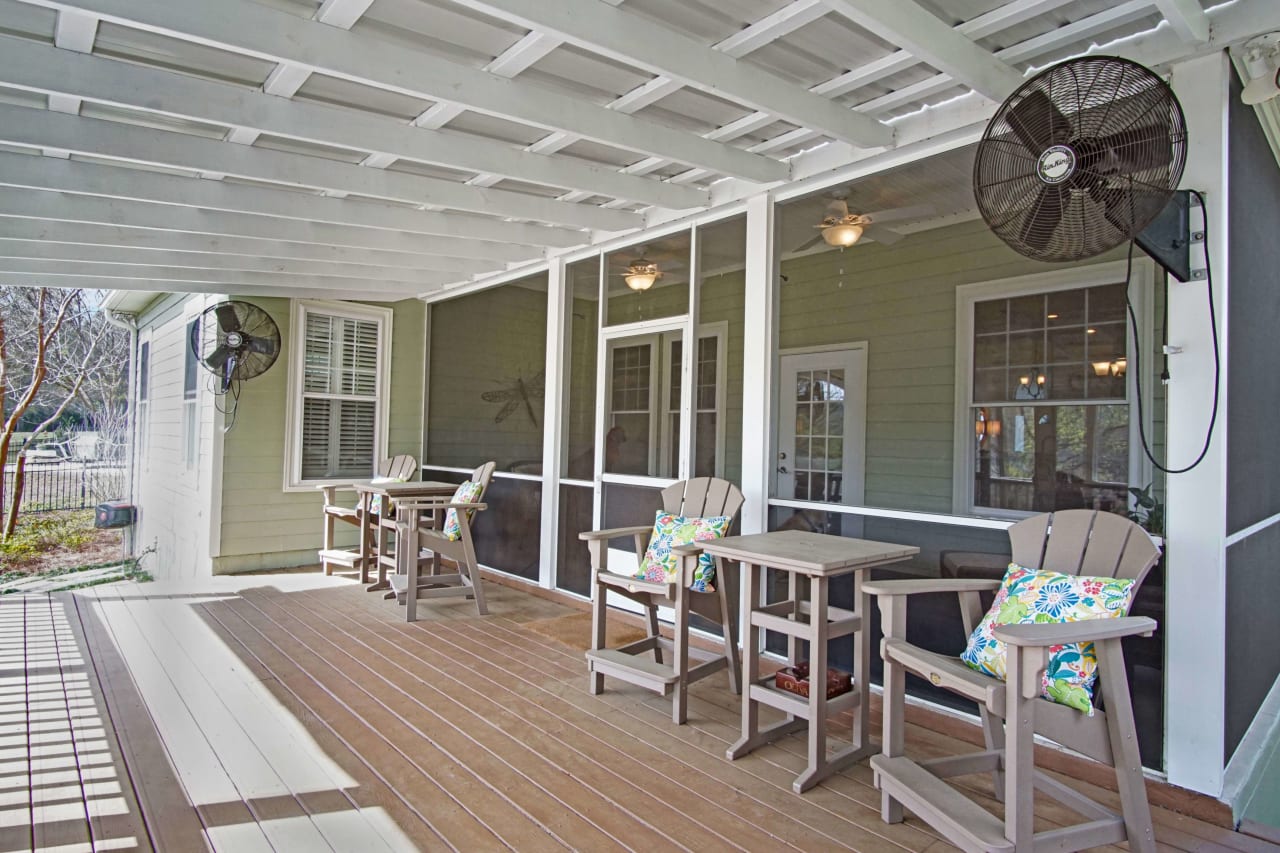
0, 0, 1275, 303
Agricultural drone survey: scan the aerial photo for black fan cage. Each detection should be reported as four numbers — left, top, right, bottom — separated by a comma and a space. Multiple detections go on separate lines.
974, 56, 1187, 263
190, 301, 282, 387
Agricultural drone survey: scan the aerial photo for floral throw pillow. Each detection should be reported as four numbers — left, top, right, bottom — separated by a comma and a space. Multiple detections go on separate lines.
635, 511, 731, 592
363, 476, 405, 517
442, 480, 483, 541
960, 563, 1136, 714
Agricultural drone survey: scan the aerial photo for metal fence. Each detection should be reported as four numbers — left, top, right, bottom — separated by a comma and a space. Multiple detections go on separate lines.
1, 463, 127, 516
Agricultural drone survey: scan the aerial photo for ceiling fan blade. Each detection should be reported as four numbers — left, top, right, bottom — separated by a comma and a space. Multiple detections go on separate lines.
862, 223, 905, 245
792, 233, 825, 253
245, 335, 276, 355
204, 344, 233, 371
863, 203, 934, 224
1019, 184, 1064, 251
1006, 89, 1071, 153
214, 303, 242, 334
820, 198, 849, 221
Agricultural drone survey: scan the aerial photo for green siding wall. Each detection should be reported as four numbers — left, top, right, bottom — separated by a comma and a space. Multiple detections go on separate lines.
214, 296, 425, 574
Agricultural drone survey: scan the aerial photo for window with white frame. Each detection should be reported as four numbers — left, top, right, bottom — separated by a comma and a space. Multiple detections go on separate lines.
136, 338, 150, 471
183, 319, 199, 469
286, 301, 391, 488
957, 267, 1147, 517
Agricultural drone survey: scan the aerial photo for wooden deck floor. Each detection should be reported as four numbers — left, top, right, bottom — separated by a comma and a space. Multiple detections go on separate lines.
1, 576, 1275, 853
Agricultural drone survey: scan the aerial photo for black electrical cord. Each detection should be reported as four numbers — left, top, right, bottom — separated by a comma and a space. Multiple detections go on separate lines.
1124, 188, 1220, 474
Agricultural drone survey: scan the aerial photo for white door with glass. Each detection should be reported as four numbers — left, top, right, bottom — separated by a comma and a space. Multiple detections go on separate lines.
776, 348, 867, 506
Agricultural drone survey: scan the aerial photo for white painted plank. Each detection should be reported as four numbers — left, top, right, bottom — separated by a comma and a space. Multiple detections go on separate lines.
1154, 0, 1210, 44
448, 0, 893, 148
0, 149, 581, 248
819, 0, 1025, 101
0, 272, 413, 301
0, 103, 634, 231
0, 188, 542, 261
25, 0, 789, 182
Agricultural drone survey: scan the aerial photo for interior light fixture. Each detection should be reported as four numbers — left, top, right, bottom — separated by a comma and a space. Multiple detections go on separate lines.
820, 217, 866, 248
975, 409, 1002, 442
1092, 357, 1128, 378
1015, 370, 1047, 400
623, 255, 662, 291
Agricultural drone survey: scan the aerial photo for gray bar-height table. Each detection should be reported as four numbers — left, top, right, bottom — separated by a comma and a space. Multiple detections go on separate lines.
698, 529, 918, 793
351, 479, 457, 590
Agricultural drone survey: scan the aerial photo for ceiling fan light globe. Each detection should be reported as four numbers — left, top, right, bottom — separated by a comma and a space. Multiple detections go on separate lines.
822, 223, 863, 247
625, 271, 657, 291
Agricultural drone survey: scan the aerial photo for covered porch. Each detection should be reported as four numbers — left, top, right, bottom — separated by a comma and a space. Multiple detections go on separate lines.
0, 578, 1255, 852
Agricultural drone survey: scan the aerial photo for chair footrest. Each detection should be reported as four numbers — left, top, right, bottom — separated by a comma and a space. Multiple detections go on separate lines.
871, 755, 1012, 853
586, 648, 678, 687
318, 548, 362, 567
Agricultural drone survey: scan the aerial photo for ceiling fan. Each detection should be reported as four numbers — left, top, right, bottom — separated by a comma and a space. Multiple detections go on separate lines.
791, 195, 932, 253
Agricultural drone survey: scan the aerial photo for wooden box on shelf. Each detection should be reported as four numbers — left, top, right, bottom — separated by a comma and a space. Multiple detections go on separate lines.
774, 662, 852, 700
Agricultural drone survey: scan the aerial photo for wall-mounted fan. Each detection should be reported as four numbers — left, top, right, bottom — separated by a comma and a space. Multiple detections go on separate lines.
189, 301, 281, 394
973, 56, 1187, 262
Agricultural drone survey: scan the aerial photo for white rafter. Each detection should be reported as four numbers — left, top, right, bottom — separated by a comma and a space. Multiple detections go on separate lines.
446, 0, 893, 149
0, 271, 414, 301
0, 256, 450, 289
0, 37, 707, 210
0, 221, 499, 273
819, 0, 1026, 101
0, 104, 637, 232
1154, 0, 1210, 44
17, 0, 788, 183
0, 189, 545, 262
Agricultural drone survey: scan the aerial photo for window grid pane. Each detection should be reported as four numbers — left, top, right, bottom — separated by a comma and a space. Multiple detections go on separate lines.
299, 308, 381, 481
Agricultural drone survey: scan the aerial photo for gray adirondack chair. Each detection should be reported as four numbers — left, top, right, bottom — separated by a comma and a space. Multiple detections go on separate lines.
864, 509, 1161, 853
581, 477, 746, 724
388, 461, 496, 619
317, 454, 418, 576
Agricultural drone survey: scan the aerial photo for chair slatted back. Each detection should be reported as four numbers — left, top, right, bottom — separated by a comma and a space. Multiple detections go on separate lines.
1009, 509, 1160, 585
379, 455, 419, 481
660, 477, 745, 521
470, 460, 497, 501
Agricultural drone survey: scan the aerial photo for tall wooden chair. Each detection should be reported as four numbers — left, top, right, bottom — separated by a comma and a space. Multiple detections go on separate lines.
389, 461, 496, 619
317, 454, 417, 575
581, 477, 745, 724
864, 509, 1161, 853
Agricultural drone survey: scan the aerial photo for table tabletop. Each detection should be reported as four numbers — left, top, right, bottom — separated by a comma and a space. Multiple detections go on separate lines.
697, 529, 918, 577
350, 479, 458, 497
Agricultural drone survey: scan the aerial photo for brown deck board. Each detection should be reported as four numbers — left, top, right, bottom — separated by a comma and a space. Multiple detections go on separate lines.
4, 577, 1260, 853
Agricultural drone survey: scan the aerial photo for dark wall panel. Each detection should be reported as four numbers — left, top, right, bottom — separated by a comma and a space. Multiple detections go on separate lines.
1225, 72, 1280, 763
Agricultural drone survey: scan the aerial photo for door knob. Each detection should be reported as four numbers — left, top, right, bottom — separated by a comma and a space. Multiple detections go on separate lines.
777, 465, 789, 473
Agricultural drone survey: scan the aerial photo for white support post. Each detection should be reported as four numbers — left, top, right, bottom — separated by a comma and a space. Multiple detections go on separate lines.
539, 258, 568, 590
1164, 51, 1230, 796
679, 226, 699, 480
740, 192, 776, 536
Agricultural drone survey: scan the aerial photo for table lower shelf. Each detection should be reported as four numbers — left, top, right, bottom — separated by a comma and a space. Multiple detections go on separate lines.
748, 673, 862, 718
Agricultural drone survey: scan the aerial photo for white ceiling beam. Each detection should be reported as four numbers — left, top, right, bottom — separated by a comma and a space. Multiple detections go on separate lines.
0, 104, 631, 232
0, 221, 499, 273
714, 0, 829, 58
0, 271, 412, 301
314, 0, 376, 31
0, 253, 449, 288
0, 189, 544, 262
484, 31, 562, 77
0, 151, 580, 251
0, 37, 707, 210
446, 0, 893, 148
0, 259, 431, 294
851, 0, 1157, 117
53, 7, 97, 51
1154, 0, 1210, 45
21, 0, 789, 183
819, 0, 1025, 101
0, 240, 462, 285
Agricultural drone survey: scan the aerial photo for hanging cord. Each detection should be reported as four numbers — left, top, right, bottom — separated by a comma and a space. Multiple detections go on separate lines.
1124, 188, 1220, 474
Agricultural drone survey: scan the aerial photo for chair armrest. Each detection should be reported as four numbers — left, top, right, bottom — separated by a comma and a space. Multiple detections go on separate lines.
862, 578, 1002, 597
994, 616, 1156, 647
396, 499, 487, 512
579, 525, 652, 542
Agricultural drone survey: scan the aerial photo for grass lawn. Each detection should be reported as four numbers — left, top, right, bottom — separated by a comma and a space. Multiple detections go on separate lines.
0, 509, 123, 577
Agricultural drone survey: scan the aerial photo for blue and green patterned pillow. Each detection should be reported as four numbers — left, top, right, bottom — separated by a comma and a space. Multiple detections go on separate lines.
442, 480, 483, 541
635, 511, 731, 592
364, 476, 406, 516
960, 563, 1136, 714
